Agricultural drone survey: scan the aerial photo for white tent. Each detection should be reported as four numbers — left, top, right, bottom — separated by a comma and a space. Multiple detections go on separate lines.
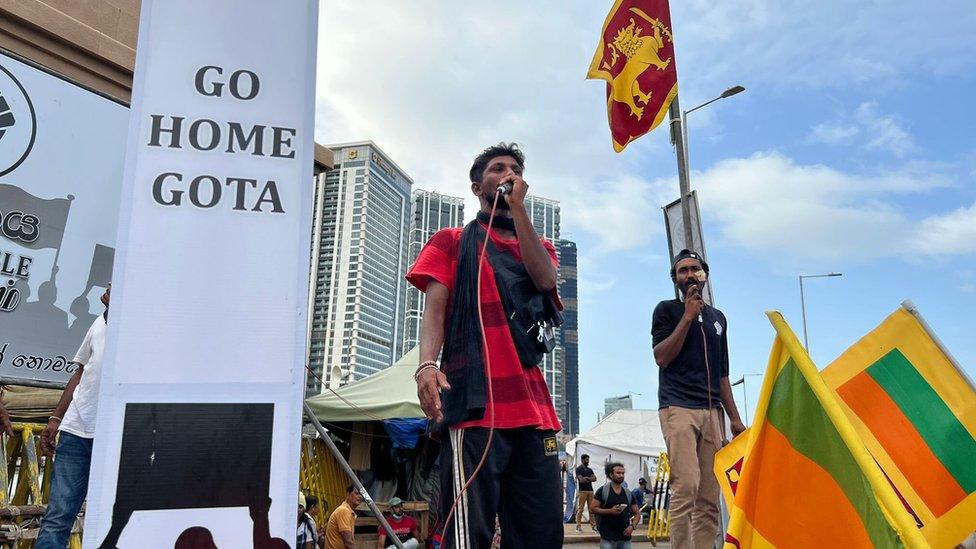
566, 409, 667, 490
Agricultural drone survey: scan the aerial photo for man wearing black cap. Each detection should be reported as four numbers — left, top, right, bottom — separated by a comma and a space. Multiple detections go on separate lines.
652, 249, 744, 549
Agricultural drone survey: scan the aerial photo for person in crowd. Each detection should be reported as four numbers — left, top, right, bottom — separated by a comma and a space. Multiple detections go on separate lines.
36, 285, 110, 549
325, 485, 362, 549
590, 462, 640, 549
377, 497, 421, 549
575, 453, 598, 532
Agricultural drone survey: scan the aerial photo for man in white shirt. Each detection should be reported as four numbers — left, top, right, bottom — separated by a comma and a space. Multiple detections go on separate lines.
36, 285, 109, 549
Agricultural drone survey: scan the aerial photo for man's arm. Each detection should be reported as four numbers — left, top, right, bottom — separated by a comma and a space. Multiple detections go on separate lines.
506, 178, 557, 291
653, 286, 702, 368
624, 503, 640, 534
720, 377, 746, 437
375, 532, 386, 549
341, 531, 354, 549
40, 365, 83, 455
415, 281, 451, 423
589, 496, 622, 516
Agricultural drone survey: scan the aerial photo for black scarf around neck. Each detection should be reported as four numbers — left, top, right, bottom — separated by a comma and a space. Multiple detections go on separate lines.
476, 210, 515, 233
439, 213, 514, 425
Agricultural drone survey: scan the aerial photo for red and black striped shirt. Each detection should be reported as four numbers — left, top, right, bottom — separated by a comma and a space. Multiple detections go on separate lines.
405, 223, 562, 432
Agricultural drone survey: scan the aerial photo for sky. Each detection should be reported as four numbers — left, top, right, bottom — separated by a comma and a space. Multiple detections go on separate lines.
313, 0, 976, 434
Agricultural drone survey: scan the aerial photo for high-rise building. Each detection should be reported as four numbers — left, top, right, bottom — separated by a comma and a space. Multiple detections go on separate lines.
558, 240, 579, 436
605, 395, 633, 416
402, 189, 465, 354
523, 195, 561, 242
307, 141, 412, 394
521, 195, 567, 427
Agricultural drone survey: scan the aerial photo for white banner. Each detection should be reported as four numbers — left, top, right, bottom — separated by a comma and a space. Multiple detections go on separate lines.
663, 191, 713, 304
85, 1, 318, 548
0, 51, 126, 386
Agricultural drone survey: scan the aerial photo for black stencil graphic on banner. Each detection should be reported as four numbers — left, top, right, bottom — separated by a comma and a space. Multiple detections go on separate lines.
97, 403, 274, 549
0, 62, 37, 177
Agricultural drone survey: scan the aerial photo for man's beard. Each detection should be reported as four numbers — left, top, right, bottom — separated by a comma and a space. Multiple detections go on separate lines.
678, 279, 702, 295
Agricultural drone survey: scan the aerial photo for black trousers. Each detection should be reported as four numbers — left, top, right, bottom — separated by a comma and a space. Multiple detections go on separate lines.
440, 427, 563, 549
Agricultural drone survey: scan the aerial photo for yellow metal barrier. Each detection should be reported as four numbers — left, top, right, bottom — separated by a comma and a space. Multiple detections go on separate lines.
0, 423, 82, 548
646, 451, 670, 545
299, 435, 348, 527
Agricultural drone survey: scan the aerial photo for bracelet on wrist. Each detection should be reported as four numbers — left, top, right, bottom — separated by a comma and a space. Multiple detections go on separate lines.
413, 361, 439, 382
49, 416, 62, 423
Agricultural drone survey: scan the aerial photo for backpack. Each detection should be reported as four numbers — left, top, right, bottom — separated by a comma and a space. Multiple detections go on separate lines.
594, 483, 634, 528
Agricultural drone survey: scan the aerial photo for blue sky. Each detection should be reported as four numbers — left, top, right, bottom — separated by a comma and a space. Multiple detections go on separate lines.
314, 1, 976, 433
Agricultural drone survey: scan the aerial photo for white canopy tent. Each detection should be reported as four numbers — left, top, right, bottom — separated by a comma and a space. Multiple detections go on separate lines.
566, 409, 667, 489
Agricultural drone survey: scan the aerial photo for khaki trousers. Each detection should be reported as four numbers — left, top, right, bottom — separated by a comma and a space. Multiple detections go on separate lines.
660, 406, 722, 549
575, 490, 595, 526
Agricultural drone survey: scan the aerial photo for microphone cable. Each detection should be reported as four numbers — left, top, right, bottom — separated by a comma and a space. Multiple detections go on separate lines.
699, 312, 724, 447
439, 187, 506, 543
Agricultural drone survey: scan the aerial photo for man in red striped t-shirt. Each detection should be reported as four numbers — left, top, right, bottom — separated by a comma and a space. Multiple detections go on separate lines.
408, 143, 563, 548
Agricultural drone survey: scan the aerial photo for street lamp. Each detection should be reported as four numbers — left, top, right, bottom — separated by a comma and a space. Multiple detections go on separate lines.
682, 85, 745, 175
731, 373, 763, 425
799, 273, 843, 352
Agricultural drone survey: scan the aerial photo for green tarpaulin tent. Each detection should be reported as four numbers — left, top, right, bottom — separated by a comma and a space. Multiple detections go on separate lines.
305, 346, 424, 422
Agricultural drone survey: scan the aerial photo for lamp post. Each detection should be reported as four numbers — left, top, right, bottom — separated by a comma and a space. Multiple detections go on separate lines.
668, 85, 745, 249
682, 85, 745, 182
731, 373, 763, 425
799, 273, 843, 352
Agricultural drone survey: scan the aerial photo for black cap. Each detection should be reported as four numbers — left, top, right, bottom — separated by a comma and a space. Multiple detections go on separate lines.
638, 478, 646, 484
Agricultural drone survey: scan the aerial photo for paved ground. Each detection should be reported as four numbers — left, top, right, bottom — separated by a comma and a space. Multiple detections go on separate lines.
562, 523, 671, 547
571, 543, 668, 549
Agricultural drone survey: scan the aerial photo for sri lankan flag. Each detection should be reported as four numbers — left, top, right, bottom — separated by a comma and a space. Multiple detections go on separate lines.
587, 0, 678, 152
823, 302, 976, 548
724, 312, 926, 548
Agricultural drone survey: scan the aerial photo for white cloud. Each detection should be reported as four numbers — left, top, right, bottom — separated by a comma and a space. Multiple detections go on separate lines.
579, 274, 616, 294
855, 102, 917, 157
809, 123, 859, 144
673, 0, 976, 93
312, 2, 973, 262
809, 102, 917, 156
693, 152, 971, 261
910, 203, 976, 255
315, 1, 674, 253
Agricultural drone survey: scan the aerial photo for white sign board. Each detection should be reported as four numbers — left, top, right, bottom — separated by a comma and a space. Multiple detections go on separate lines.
85, 1, 318, 547
0, 52, 126, 385
663, 191, 713, 304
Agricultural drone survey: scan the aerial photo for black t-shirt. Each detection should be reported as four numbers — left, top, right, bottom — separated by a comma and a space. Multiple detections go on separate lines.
576, 465, 594, 491
595, 484, 633, 541
652, 299, 729, 409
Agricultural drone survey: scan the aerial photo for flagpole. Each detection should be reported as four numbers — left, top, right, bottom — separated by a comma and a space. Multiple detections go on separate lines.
901, 299, 976, 392
668, 96, 695, 249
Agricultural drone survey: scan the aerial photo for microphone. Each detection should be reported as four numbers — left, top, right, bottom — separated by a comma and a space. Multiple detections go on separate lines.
691, 283, 703, 323
497, 183, 513, 195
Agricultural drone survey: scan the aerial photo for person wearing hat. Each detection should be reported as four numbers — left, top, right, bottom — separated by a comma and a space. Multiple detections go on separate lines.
297, 492, 316, 549
631, 478, 653, 521
376, 497, 421, 549
652, 249, 745, 549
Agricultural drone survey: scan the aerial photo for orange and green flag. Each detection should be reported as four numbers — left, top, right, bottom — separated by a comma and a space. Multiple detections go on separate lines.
587, 0, 678, 152
724, 312, 926, 548
823, 302, 976, 549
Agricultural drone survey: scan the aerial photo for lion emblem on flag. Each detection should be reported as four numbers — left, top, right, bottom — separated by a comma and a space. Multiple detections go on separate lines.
602, 8, 673, 120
